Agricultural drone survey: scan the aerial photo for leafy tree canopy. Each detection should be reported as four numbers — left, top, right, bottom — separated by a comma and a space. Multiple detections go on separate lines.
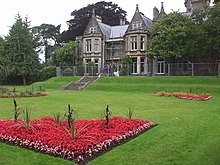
213, 0, 220, 4
32, 24, 61, 64
53, 41, 76, 66
147, 12, 194, 62
61, 1, 127, 42
189, 4, 220, 62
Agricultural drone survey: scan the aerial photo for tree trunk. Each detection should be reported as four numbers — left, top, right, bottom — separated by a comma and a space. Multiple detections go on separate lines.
22, 75, 27, 86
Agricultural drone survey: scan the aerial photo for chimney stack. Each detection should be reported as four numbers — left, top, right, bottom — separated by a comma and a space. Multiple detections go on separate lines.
153, 6, 159, 20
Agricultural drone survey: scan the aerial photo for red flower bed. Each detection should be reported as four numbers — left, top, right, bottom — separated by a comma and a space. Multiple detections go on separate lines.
155, 93, 212, 101
0, 117, 155, 164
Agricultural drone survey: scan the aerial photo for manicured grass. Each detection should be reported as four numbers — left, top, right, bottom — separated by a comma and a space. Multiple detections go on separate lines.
0, 76, 220, 165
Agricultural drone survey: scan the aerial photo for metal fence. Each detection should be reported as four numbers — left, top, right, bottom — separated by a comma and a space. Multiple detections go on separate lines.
56, 62, 220, 77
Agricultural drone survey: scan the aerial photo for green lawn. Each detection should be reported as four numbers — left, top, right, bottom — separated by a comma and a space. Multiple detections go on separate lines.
0, 76, 220, 165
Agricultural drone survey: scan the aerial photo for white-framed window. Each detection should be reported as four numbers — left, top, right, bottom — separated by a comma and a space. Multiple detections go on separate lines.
90, 27, 97, 33
85, 59, 91, 73
140, 36, 145, 50
94, 39, 99, 52
131, 36, 137, 51
86, 39, 92, 52
94, 59, 99, 73
158, 60, 165, 74
141, 57, 145, 73
132, 22, 142, 30
132, 58, 137, 74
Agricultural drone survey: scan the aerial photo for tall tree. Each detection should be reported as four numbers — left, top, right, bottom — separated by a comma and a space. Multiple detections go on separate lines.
3, 14, 39, 85
53, 41, 77, 66
0, 37, 9, 82
0, 63, 9, 83
147, 12, 194, 62
190, 4, 220, 62
61, 1, 127, 42
213, 0, 220, 4
32, 24, 61, 64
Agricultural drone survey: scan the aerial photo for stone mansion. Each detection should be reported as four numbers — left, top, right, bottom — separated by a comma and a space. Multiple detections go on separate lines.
75, 0, 211, 75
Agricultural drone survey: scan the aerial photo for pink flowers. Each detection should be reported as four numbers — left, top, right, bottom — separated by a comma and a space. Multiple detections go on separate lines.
155, 93, 213, 101
0, 117, 155, 164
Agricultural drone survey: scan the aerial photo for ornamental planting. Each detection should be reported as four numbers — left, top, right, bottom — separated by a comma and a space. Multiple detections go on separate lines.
0, 116, 155, 164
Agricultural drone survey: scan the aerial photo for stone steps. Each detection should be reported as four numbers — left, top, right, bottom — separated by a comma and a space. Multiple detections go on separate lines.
63, 76, 99, 90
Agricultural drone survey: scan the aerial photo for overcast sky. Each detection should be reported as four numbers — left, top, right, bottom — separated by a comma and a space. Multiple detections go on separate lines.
0, 0, 188, 37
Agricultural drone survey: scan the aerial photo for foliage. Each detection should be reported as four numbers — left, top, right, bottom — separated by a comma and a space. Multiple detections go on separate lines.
53, 41, 77, 66
125, 108, 136, 120
63, 68, 72, 73
22, 108, 32, 128
147, 12, 194, 62
2, 14, 39, 85
120, 56, 132, 75
147, 5, 220, 63
87, 61, 96, 76
0, 77, 220, 164
32, 24, 61, 64
13, 99, 20, 122
39, 65, 56, 81
190, 4, 220, 62
213, 0, 220, 4
0, 63, 9, 83
0, 86, 46, 98
76, 60, 84, 76
0, 117, 154, 163
0, 87, 8, 93
53, 112, 63, 124
61, 1, 127, 42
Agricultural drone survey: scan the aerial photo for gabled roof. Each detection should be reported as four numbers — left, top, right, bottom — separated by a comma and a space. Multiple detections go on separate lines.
110, 25, 129, 38
98, 22, 111, 39
127, 4, 152, 31
140, 14, 152, 29
98, 22, 128, 40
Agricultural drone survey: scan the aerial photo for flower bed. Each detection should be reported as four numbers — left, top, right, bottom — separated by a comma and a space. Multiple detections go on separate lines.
0, 86, 47, 98
0, 117, 155, 164
154, 93, 212, 101
0, 93, 47, 98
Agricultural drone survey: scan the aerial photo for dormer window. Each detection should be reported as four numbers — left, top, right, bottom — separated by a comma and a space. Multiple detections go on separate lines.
132, 22, 142, 30
90, 27, 97, 33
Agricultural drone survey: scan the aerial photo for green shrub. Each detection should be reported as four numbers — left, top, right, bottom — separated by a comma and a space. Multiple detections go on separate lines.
77, 60, 85, 76
0, 87, 8, 93
63, 68, 72, 73
87, 61, 96, 76
40, 65, 56, 81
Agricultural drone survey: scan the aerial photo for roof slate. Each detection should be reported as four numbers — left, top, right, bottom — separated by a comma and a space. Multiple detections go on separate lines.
140, 14, 152, 29
98, 22, 128, 39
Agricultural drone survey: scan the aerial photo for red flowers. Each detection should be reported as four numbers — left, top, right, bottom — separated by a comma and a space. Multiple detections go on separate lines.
155, 93, 212, 101
0, 117, 155, 164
